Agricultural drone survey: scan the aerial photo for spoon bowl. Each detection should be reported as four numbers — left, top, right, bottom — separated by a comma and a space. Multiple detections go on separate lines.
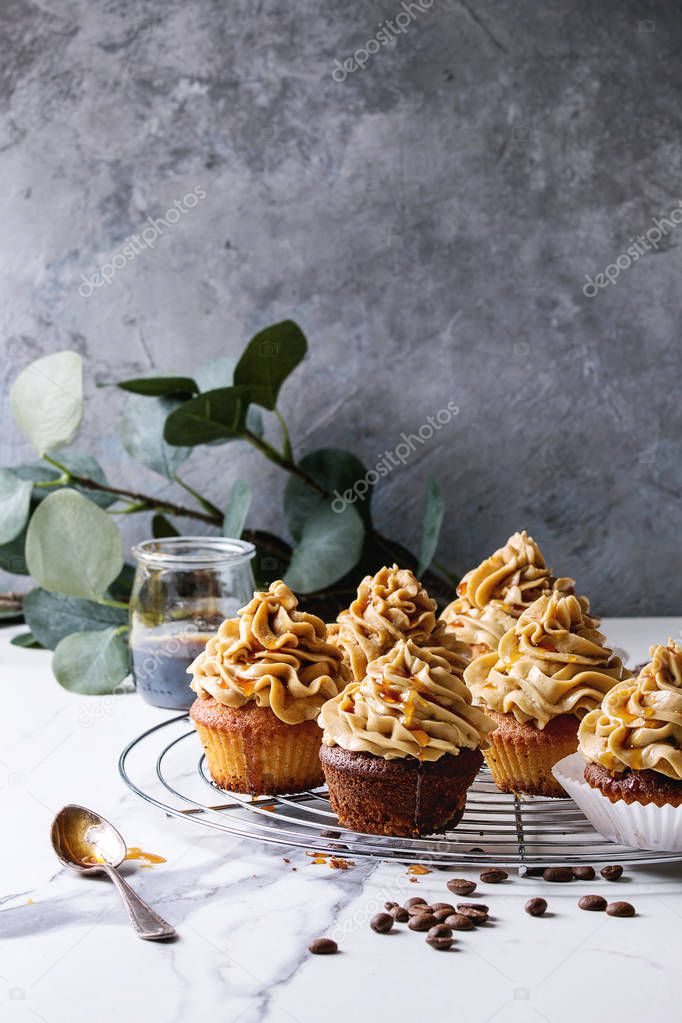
51, 804, 176, 941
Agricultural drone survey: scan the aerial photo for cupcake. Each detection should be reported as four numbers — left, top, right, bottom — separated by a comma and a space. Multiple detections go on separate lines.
578, 640, 682, 807
188, 581, 348, 796
318, 638, 494, 836
464, 592, 629, 797
440, 530, 591, 659
329, 564, 437, 680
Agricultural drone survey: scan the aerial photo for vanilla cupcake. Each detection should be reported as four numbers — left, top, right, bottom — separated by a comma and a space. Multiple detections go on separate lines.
440, 531, 590, 659
319, 638, 494, 836
189, 581, 348, 795
465, 593, 629, 797
579, 640, 682, 806
329, 564, 437, 680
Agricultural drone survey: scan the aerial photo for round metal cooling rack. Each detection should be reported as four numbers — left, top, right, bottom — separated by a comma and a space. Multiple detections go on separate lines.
119, 714, 680, 867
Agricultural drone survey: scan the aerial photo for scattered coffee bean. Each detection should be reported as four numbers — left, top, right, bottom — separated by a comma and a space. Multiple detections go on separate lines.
384, 901, 398, 911
426, 924, 454, 950
308, 937, 338, 955
525, 897, 548, 917
408, 912, 438, 932
448, 878, 477, 896
405, 896, 428, 908
578, 895, 607, 912
572, 866, 595, 881
606, 901, 635, 917
457, 902, 489, 914
430, 902, 455, 913
390, 906, 409, 923
543, 867, 573, 883
601, 865, 624, 882
455, 904, 488, 924
444, 913, 475, 931
520, 866, 547, 877
480, 868, 508, 884
407, 903, 432, 917
370, 912, 394, 933
433, 908, 454, 922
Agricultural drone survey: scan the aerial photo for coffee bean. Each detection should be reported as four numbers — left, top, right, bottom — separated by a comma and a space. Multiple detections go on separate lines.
457, 902, 489, 914
447, 878, 477, 896
384, 901, 398, 911
600, 865, 624, 882
390, 906, 409, 922
572, 866, 596, 881
520, 866, 547, 877
444, 913, 474, 931
430, 902, 455, 913
480, 868, 508, 884
408, 912, 438, 932
543, 867, 573, 883
525, 897, 547, 917
308, 937, 338, 955
606, 901, 635, 917
426, 924, 454, 950
578, 895, 607, 912
370, 912, 394, 933
455, 904, 488, 924
407, 903, 432, 917
405, 897, 428, 908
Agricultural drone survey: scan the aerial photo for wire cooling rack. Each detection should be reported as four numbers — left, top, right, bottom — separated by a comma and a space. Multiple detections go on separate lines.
119, 714, 680, 867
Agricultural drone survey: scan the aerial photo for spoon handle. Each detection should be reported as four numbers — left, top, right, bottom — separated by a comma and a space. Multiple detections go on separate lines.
102, 863, 176, 940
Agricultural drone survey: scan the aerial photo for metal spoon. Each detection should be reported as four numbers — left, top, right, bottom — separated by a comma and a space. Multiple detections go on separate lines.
51, 804, 176, 941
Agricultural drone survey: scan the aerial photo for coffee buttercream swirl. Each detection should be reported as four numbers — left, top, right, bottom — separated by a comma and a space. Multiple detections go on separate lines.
440, 531, 589, 654
189, 581, 348, 725
319, 638, 494, 761
464, 593, 629, 729
329, 565, 437, 680
579, 640, 682, 780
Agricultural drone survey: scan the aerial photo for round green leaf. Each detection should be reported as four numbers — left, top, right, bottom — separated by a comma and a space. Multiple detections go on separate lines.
283, 448, 372, 542
222, 480, 252, 539
194, 356, 263, 438
26, 490, 125, 599
53, 627, 130, 695
11, 631, 43, 649
0, 468, 32, 543
234, 320, 307, 410
10, 351, 83, 455
284, 503, 364, 593
418, 476, 445, 576
164, 386, 251, 446
23, 587, 128, 650
116, 376, 198, 398
120, 393, 191, 478
0, 519, 29, 575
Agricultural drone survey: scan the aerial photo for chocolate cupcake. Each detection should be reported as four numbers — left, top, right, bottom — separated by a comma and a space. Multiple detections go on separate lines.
189, 581, 348, 795
579, 640, 682, 807
465, 593, 629, 797
318, 638, 493, 836
328, 564, 437, 681
440, 531, 592, 659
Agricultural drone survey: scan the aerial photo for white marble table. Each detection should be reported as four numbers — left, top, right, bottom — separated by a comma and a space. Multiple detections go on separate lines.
2, 618, 682, 1023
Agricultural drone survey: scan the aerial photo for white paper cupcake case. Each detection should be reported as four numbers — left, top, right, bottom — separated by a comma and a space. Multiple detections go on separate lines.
552, 753, 682, 852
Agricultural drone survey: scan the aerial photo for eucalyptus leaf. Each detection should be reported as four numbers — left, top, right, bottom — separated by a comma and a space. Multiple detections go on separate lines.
0, 468, 32, 544
152, 514, 179, 538
284, 503, 364, 593
26, 490, 125, 599
116, 376, 198, 398
23, 587, 128, 650
108, 562, 135, 602
120, 393, 191, 478
10, 350, 83, 455
234, 321, 307, 410
222, 480, 252, 539
418, 476, 445, 576
12, 450, 116, 508
194, 356, 263, 438
283, 448, 372, 542
0, 520, 29, 574
164, 386, 251, 446
10, 631, 43, 648
53, 627, 130, 695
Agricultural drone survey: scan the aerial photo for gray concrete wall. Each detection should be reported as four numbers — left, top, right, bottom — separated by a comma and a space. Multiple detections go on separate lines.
2, 0, 681, 615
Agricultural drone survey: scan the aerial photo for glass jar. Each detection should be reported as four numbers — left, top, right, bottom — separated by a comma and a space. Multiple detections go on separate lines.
129, 537, 256, 710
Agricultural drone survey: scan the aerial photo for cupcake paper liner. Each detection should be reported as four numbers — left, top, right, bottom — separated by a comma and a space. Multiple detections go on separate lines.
552, 752, 682, 852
